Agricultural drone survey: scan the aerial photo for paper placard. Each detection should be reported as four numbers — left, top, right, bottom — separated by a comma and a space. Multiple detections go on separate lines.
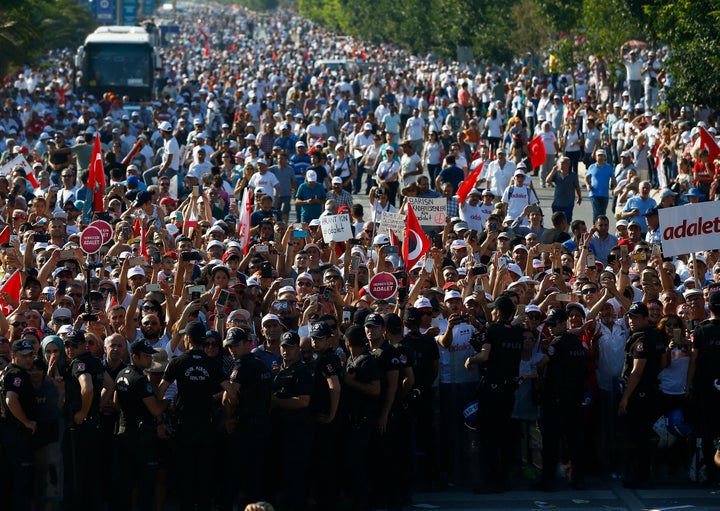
320, 214, 353, 243
407, 197, 447, 226
379, 211, 406, 238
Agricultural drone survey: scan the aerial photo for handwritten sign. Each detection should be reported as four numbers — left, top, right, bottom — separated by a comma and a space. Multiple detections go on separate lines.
407, 197, 447, 226
320, 214, 353, 243
379, 211, 406, 238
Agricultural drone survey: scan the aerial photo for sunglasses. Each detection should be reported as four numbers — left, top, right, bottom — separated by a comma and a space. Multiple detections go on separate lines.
54, 317, 72, 324
527, 313, 542, 320
142, 305, 159, 311
99, 287, 114, 294
12, 321, 27, 328
581, 288, 598, 295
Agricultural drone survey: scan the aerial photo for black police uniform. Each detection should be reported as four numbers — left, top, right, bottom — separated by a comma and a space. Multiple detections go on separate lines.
0, 362, 38, 511
272, 359, 314, 511
222, 352, 273, 510
100, 359, 126, 504
112, 364, 159, 511
369, 340, 403, 508
163, 348, 226, 511
475, 320, 523, 492
398, 330, 440, 488
622, 326, 665, 486
63, 351, 105, 509
537, 332, 588, 489
691, 318, 720, 485
342, 348, 381, 511
309, 347, 343, 511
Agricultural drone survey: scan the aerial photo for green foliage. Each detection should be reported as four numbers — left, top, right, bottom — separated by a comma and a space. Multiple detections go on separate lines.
0, 0, 95, 75
648, 0, 720, 106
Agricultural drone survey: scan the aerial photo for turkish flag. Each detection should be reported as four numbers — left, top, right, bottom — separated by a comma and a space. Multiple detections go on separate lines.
88, 133, 106, 212
237, 187, 253, 254
528, 136, 547, 169
122, 139, 142, 166
403, 203, 430, 270
388, 229, 400, 248
456, 161, 484, 204
0, 270, 22, 314
0, 226, 9, 244
699, 126, 720, 162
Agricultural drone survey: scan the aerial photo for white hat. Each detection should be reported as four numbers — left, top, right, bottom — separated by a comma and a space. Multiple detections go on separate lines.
414, 297, 432, 309
296, 272, 313, 282
444, 290, 462, 301
158, 121, 173, 132
331, 176, 343, 185
363, 123, 373, 130
514, 169, 527, 177
261, 313, 281, 326
450, 240, 467, 250
278, 285, 296, 295
128, 266, 145, 278
373, 234, 390, 245
507, 263, 524, 277
52, 307, 72, 320
207, 240, 225, 250
206, 225, 225, 236
57, 325, 74, 335
525, 304, 542, 315
306, 170, 317, 182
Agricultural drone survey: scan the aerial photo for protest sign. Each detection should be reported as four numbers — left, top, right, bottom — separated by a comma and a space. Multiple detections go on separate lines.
407, 197, 447, 226
378, 211, 406, 237
320, 214, 353, 243
659, 202, 720, 257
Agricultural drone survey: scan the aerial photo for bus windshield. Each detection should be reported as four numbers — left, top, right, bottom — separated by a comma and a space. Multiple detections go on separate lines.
86, 43, 151, 89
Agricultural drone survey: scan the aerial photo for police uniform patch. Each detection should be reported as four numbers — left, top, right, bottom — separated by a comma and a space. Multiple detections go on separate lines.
400, 354, 408, 364
326, 363, 334, 373
547, 346, 555, 356
230, 369, 238, 379
636, 342, 643, 353
13, 377, 21, 387
147, 383, 153, 393
391, 357, 400, 365
77, 362, 85, 371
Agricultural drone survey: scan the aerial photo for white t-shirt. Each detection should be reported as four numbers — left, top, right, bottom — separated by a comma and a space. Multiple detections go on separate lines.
248, 171, 280, 199
501, 184, 538, 222
460, 202, 495, 232
163, 136, 180, 171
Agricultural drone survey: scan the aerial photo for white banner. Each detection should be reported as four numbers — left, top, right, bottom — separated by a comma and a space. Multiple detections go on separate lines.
407, 197, 447, 226
378, 211, 406, 238
0, 154, 33, 176
320, 214, 353, 243
658, 202, 720, 257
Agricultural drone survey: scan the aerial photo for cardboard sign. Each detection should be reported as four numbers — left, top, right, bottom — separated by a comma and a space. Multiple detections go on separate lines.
659, 202, 720, 257
407, 197, 447, 226
368, 272, 398, 300
378, 211, 406, 238
320, 214, 353, 243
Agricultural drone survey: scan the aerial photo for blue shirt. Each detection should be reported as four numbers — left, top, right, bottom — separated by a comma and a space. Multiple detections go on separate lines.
296, 182, 326, 222
586, 162, 614, 197
623, 195, 657, 232
437, 165, 464, 192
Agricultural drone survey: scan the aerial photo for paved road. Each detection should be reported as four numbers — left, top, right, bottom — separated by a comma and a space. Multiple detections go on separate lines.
411, 484, 720, 511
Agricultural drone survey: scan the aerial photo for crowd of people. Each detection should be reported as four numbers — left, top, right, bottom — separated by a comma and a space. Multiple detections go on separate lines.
1, 4, 720, 511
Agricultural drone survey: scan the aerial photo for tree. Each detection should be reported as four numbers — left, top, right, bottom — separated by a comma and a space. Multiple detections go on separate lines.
648, 0, 720, 107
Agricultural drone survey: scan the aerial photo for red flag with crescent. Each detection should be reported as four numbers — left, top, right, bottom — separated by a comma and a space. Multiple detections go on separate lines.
528, 136, 546, 169
403, 203, 430, 270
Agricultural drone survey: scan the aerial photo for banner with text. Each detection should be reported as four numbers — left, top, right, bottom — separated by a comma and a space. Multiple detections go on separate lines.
407, 197, 447, 226
320, 214, 353, 243
378, 211, 406, 238
659, 202, 720, 257
0, 154, 33, 176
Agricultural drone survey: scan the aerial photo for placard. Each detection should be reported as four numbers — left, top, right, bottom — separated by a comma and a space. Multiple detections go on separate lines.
320, 214, 353, 243
378, 211, 406, 238
658, 202, 720, 257
407, 197, 447, 226
0, 154, 32, 176
89, 220, 114, 244
80, 226, 103, 254
368, 272, 398, 300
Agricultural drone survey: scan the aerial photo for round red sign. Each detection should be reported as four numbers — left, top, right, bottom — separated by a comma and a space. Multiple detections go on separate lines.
80, 226, 103, 254
89, 220, 113, 245
368, 272, 398, 301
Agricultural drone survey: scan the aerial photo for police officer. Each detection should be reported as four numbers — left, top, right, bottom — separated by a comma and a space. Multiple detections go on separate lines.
222, 327, 273, 510
619, 302, 666, 489
271, 330, 313, 511
112, 339, 168, 511
157, 321, 234, 511
688, 290, 720, 487
0, 339, 38, 511
63, 329, 113, 509
308, 321, 343, 511
465, 295, 523, 494
341, 325, 381, 511
400, 307, 440, 489
365, 312, 402, 509
534, 308, 588, 491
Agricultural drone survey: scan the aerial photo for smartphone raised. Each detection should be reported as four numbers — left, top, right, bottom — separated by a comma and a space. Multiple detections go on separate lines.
217, 289, 230, 308
129, 256, 146, 266
342, 310, 352, 323
189, 285, 205, 301
556, 293, 571, 302
146, 283, 161, 292
255, 244, 269, 253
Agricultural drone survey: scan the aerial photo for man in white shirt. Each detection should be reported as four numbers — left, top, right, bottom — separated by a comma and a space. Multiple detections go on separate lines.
143, 121, 179, 186
460, 189, 495, 233
248, 158, 280, 200
486, 148, 517, 197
